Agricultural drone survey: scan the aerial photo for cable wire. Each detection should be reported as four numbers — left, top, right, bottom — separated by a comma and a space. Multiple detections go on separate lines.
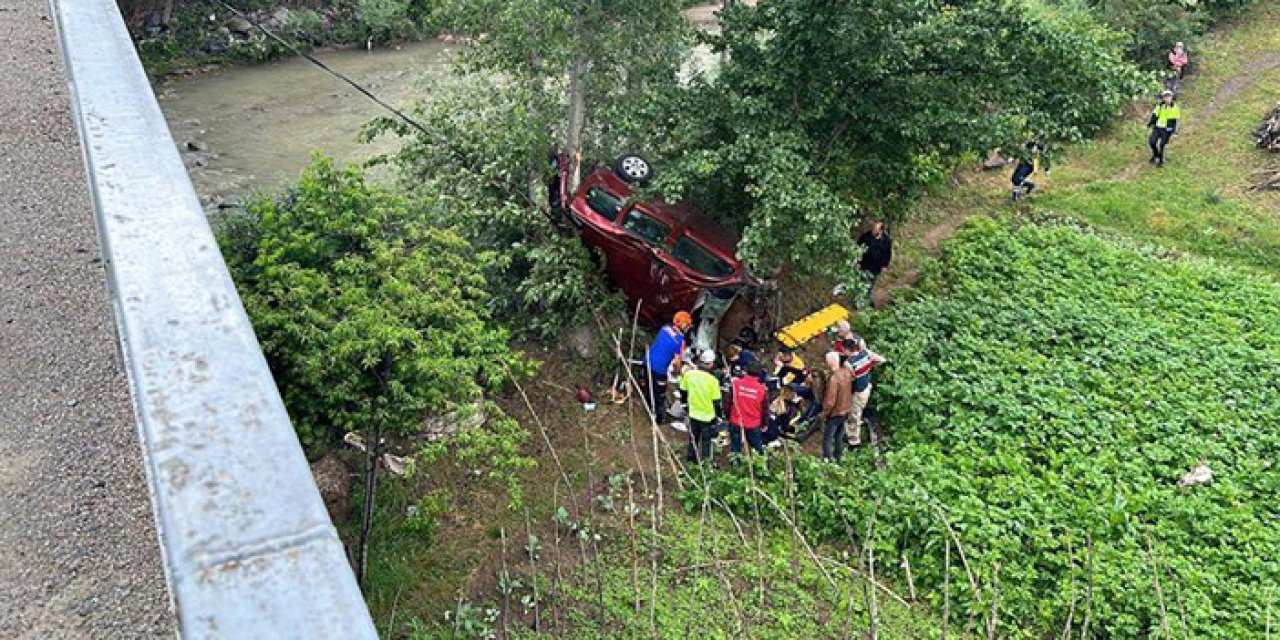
208, 0, 433, 138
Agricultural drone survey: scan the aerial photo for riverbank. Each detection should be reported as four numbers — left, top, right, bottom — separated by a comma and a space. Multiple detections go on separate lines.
131, 0, 438, 78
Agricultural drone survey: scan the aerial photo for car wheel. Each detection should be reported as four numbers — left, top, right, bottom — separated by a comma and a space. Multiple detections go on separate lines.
614, 154, 653, 184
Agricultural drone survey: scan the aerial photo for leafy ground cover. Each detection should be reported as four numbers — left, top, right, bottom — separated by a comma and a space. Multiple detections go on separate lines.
705, 217, 1280, 638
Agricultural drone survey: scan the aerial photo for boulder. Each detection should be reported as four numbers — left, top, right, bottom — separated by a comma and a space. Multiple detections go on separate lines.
423, 401, 486, 442
310, 455, 352, 522
565, 324, 598, 360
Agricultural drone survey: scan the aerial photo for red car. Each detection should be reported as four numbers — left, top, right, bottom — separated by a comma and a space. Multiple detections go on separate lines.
552, 152, 780, 351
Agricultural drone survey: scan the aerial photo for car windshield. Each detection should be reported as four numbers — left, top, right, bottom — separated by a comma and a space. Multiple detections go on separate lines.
585, 187, 623, 222
672, 235, 734, 278
621, 210, 671, 247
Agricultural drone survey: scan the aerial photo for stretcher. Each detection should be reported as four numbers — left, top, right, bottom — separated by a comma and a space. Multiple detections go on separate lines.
774, 303, 850, 348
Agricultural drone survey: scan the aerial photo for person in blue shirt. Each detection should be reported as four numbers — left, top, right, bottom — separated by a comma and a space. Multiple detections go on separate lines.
642, 311, 692, 426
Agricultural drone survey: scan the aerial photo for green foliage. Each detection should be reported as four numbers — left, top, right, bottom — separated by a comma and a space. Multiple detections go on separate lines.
698, 219, 1280, 637
218, 156, 524, 446
648, 0, 1144, 280
1089, 0, 1208, 68
367, 76, 625, 339
354, 0, 433, 45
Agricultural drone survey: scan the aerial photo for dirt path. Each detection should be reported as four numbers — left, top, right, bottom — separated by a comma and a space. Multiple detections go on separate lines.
1200, 52, 1280, 121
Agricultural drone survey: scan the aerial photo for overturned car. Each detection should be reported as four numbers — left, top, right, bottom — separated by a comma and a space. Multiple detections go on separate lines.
551, 153, 781, 351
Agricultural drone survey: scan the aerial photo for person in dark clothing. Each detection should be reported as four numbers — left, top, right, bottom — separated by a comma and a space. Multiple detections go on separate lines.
1010, 140, 1047, 202
856, 220, 893, 309
1147, 90, 1181, 167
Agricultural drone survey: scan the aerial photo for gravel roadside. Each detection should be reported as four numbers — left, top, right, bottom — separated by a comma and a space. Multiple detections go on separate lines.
0, 3, 173, 637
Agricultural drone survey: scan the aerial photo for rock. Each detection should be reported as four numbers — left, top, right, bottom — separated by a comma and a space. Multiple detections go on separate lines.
185, 140, 206, 152
1178, 463, 1213, 488
271, 8, 293, 26
310, 455, 351, 522
227, 17, 254, 37
423, 401, 486, 442
565, 324, 598, 360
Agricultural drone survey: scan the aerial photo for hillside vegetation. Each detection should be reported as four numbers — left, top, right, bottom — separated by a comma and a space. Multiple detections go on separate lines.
207, 0, 1280, 638
703, 218, 1280, 638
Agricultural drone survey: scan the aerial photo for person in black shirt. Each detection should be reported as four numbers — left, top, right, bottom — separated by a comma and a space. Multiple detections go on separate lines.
856, 220, 892, 309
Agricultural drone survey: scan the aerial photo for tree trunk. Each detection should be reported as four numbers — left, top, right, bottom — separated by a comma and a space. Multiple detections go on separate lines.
354, 428, 380, 591
354, 354, 393, 591
564, 11, 590, 195
528, 52, 546, 212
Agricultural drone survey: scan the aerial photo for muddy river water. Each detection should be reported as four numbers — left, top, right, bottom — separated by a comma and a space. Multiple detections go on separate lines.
157, 42, 454, 208
156, 5, 724, 209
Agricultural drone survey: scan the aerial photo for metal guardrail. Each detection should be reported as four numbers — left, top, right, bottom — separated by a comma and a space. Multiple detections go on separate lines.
50, 2, 377, 637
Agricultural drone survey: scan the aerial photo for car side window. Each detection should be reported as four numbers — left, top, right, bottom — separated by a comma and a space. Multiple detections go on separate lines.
621, 210, 671, 247
585, 187, 623, 222
672, 236, 734, 278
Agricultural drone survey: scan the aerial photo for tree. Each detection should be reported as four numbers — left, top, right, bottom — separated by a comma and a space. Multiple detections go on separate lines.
645, 0, 1144, 280
369, 0, 695, 336
431, 0, 694, 191
219, 157, 528, 588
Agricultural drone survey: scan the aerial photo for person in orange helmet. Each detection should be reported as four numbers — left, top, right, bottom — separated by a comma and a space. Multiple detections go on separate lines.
641, 311, 692, 427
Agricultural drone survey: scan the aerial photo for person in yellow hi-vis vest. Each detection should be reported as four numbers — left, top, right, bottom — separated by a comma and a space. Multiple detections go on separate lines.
1147, 89, 1181, 167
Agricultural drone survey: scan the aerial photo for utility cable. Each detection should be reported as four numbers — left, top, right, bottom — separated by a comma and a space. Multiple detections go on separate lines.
207, 0, 433, 138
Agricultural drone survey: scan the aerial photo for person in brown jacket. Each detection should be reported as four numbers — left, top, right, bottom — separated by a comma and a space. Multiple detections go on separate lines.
820, 351, 853, 462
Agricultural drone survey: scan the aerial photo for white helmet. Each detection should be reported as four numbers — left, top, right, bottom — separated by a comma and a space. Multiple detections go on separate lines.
699, 350, 717, 365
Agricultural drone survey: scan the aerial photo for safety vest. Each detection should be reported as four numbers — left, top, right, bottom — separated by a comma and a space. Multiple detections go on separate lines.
1153, 103, 1181, 128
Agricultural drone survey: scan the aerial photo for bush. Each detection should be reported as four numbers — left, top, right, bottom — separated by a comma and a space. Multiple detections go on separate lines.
1091, 0, 1208, 69
217, 156, 528, 447
699, 219, 1280, 638
356, 0, 428, 45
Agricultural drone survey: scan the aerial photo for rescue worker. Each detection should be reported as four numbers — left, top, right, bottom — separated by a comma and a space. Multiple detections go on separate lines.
643, 311, 692, 427
679, 349, 724, 464
1147, 90, 1181, 167
820, 352, 853, 463
728, 361, 769, 458
773, 347, 819, 425
844, 334, 887, 448
725, 343, 758, 373
831, 319, 859, 359
1010, 140, 1047, 202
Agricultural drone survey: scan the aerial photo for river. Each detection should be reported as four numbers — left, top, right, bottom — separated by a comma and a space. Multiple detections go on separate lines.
156, 4, 728, 210
157, 41, 453, 209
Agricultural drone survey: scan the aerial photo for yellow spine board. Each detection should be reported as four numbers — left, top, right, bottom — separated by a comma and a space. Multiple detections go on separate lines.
775, 304, 850, 348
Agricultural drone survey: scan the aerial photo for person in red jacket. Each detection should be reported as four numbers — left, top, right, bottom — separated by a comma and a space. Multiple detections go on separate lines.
728, 361, 770, 457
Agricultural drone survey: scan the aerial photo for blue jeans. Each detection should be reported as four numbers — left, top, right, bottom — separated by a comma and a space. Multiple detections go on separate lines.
822, 415, 848, 462
729, 425, 764, 456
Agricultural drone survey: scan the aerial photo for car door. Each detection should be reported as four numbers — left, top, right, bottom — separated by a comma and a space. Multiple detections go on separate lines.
603, 206, 675, 316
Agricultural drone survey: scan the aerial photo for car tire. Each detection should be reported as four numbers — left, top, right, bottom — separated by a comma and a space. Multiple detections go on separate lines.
614, 154, 653, 185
